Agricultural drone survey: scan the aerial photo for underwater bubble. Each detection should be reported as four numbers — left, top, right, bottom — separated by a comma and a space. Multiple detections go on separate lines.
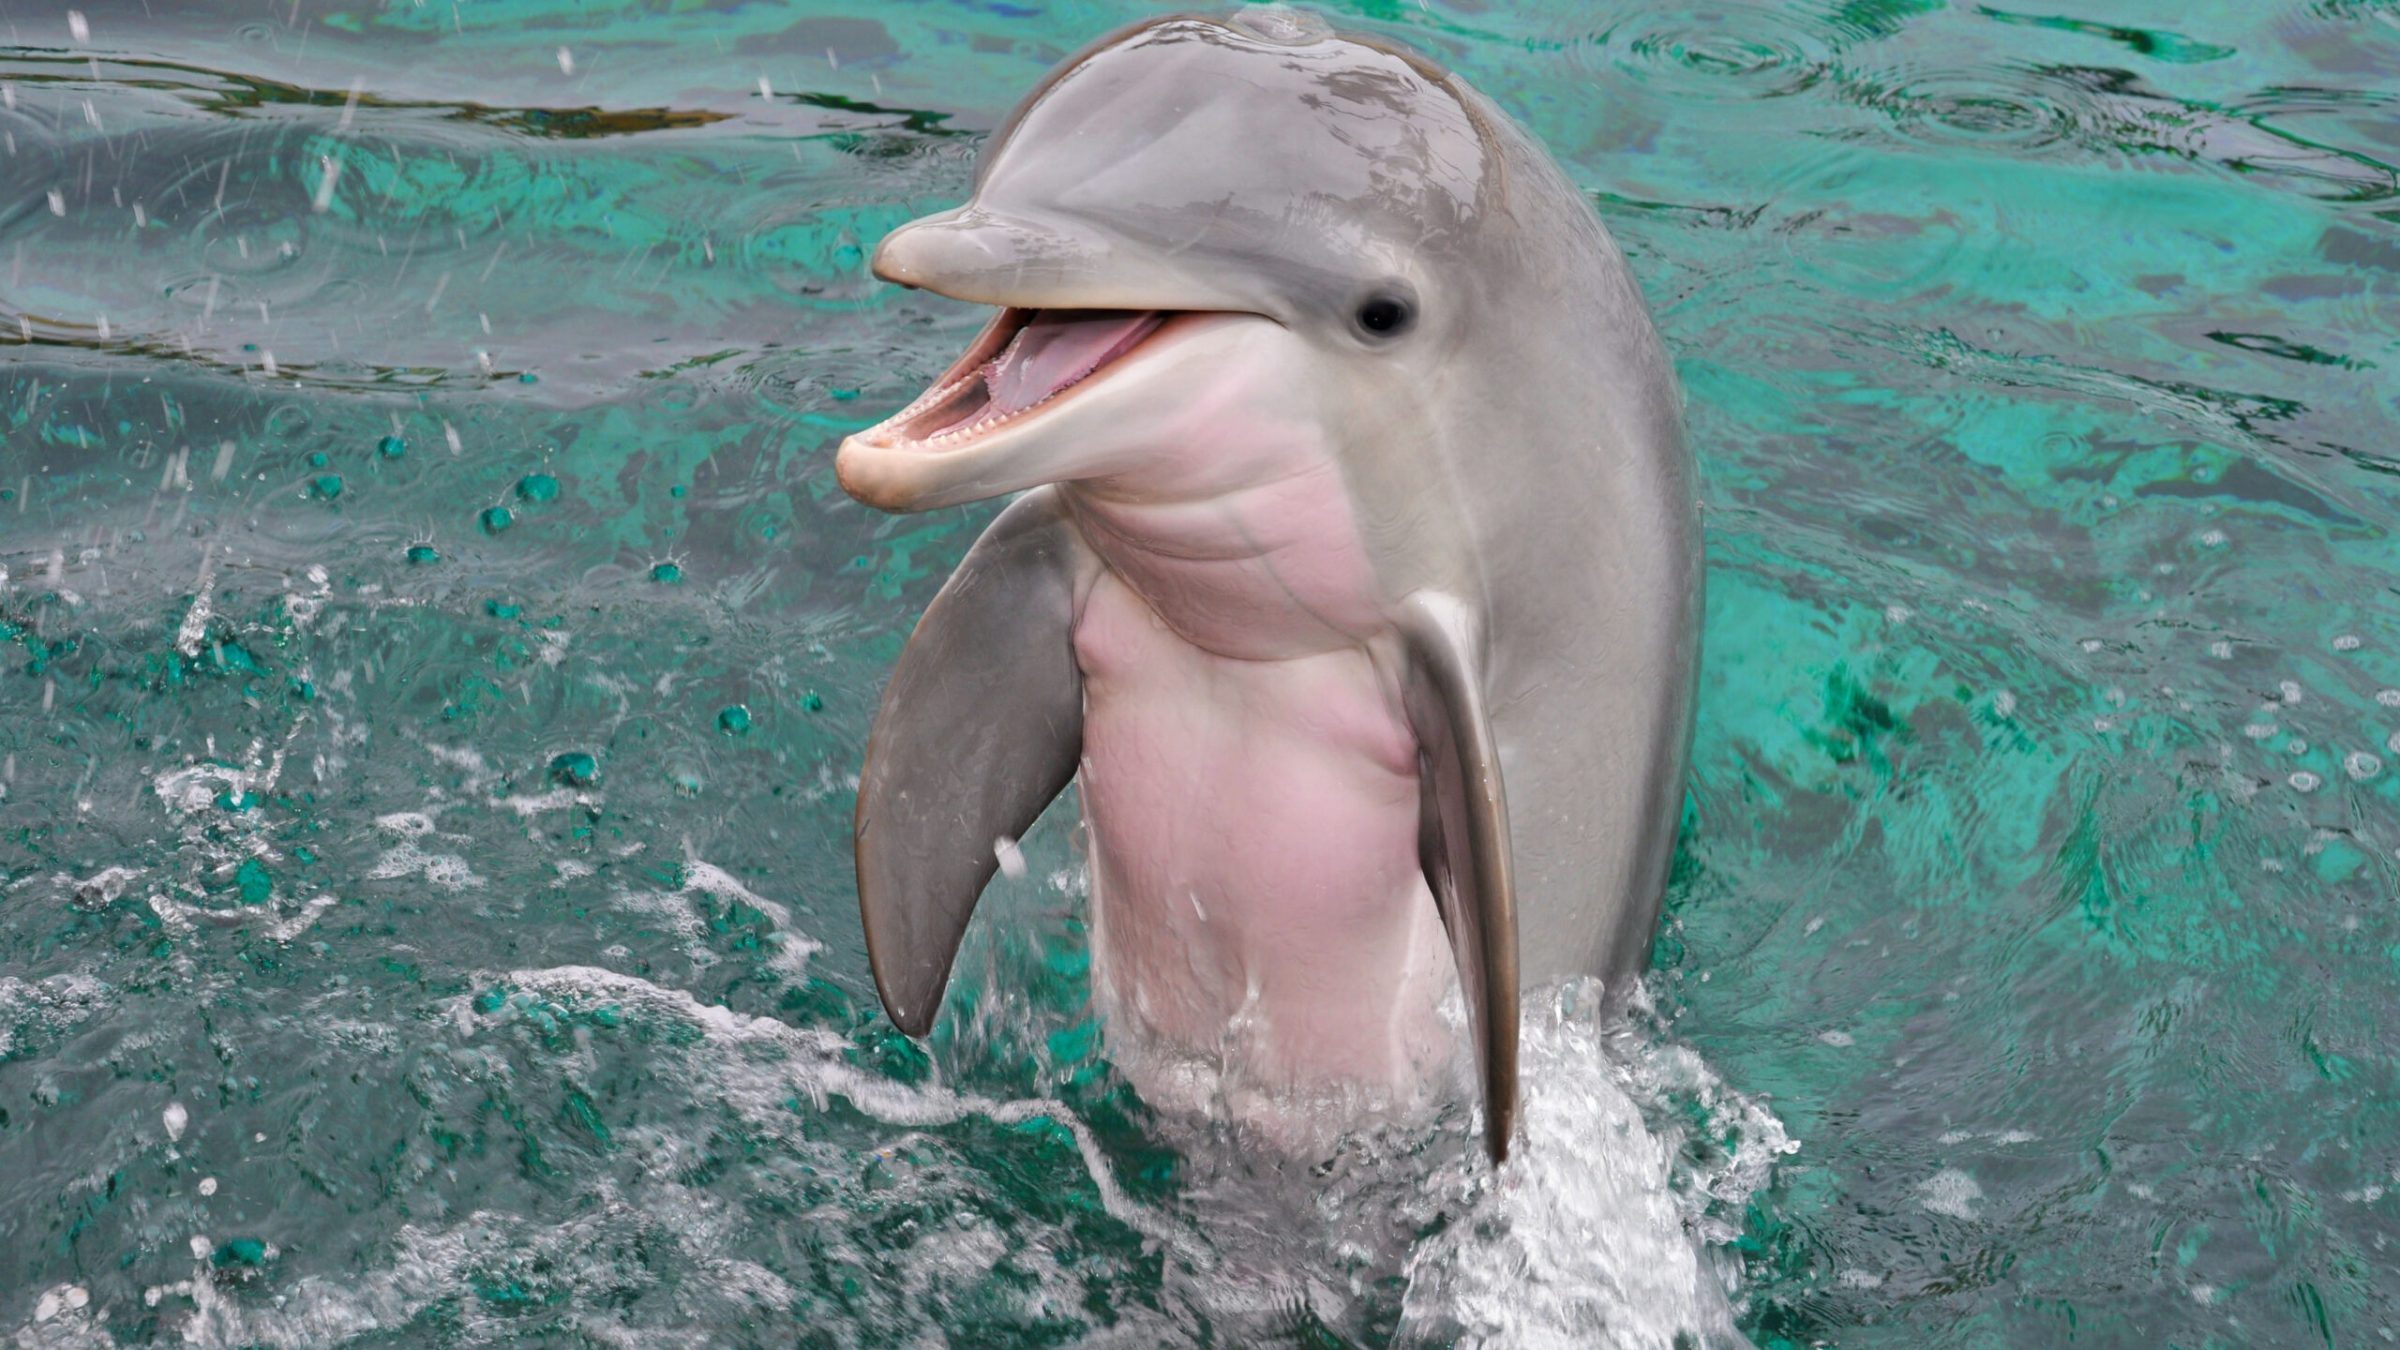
717, 705, 751, 736
517, 473, 560, 503
2379, 690, 2400, 707
2335, 634, 2363, 651
548, 751, 599, 788
163, 1101, 188, 1141
480, 506, 513, 534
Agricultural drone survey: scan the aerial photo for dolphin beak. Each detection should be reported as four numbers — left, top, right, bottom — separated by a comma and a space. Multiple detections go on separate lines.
869, 207, 1115, 307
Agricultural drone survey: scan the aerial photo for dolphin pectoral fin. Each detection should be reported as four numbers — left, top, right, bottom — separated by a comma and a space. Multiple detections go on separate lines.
1396, 592, 1521, 1164
856, 487, 1088, 1036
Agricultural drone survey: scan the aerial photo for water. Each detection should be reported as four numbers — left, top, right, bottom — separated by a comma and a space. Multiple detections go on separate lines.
1, 0, 2395, 1344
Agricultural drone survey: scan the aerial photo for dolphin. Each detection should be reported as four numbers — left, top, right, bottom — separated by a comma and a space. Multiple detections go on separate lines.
834, 7, 1697, 1162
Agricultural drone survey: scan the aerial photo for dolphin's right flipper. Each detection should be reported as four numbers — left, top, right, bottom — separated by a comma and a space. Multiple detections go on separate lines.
1396, 591, 1521, 1163
855, 487, 1088, 1035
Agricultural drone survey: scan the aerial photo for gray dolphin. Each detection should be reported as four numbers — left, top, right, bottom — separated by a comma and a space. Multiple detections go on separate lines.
835, 7, 1697, 1162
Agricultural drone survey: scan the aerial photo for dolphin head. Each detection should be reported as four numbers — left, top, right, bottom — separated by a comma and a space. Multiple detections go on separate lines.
835, 10, 1531, 516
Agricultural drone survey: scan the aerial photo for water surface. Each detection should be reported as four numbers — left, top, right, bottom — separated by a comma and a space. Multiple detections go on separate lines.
3, 1, 2398, 1345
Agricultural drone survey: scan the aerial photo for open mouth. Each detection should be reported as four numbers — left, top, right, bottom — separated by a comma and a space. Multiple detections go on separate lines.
876, 307, 1176, 446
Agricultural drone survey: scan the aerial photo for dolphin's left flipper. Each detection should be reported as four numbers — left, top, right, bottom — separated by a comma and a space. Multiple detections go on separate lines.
855, 487, 1088, 1036
1396, 591, 1521, 1163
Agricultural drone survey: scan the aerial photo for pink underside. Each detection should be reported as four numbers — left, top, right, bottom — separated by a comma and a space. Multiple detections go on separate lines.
1062, 449, 1456, 1093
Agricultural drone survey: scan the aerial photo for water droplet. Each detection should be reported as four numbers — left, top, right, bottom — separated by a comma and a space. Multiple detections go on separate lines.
516, 473, 559, 503
717, 705, 751, 736
479, 506, 512, 534
378, 435, 406, 459
548, 751, 599, 788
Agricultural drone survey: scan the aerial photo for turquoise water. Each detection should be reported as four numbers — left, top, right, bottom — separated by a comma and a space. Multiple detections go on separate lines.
3, 0, 2397, 1344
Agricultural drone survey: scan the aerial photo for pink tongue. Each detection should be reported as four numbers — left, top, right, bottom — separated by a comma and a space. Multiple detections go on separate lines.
983, 310, 1167, 417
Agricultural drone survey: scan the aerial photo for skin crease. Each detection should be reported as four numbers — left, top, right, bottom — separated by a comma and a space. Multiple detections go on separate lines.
837, 11, 1698, 1147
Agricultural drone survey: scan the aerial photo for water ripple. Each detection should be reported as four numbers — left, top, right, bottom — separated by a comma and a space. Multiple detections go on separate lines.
1574, 3, 1840, 102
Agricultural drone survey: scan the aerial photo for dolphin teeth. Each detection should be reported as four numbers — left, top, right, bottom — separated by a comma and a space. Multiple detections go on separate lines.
891, 308, 1171, 445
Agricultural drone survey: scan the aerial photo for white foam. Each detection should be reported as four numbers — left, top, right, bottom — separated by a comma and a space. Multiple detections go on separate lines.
1394, 983, 1789, 1347
1917, 1168, 1984, 1219
366, 843, 486, 891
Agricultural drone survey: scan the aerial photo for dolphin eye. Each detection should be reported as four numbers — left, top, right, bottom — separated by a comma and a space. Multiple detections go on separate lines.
1353, 291, 1415, 340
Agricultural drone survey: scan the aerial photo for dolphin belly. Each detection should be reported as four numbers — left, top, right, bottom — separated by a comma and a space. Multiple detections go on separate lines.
1073, 564, 1457, 1093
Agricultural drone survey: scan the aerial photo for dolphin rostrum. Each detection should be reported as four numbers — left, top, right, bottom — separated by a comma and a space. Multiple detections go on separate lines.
835, 7, 1697, 1162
